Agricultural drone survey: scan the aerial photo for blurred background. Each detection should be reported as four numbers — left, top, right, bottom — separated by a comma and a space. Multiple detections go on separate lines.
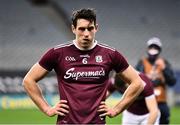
0, 0, 180, 124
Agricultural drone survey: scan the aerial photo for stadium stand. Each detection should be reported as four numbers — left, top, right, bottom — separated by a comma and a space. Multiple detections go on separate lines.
0, 0, 71, 69
0, 0, 180, 69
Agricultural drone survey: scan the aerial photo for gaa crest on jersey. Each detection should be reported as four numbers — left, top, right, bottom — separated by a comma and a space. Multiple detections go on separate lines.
95, 55, 103, 63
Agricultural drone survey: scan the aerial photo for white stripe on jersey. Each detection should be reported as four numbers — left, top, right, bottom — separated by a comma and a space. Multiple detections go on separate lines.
54, 41, 73, 50
54, 40, 116, 52
97, 43, 115, 51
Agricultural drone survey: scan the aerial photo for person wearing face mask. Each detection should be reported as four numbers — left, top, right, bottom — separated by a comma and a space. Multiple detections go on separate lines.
135, 37, 176, 124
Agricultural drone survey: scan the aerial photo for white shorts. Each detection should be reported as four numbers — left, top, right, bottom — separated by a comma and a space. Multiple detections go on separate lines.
122, 110, 160, 125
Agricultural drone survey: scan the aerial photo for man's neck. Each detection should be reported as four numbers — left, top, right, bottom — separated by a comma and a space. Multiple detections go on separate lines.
73, 40, 97, 51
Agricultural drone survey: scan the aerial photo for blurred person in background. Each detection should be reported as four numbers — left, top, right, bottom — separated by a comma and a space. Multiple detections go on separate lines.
22, 8, 144, 124
103, 71, 160, 125
135, 37, 177, 124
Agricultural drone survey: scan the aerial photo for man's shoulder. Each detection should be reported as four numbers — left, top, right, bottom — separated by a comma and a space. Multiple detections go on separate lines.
97, 42, 116, 52
53, 41, 73, 50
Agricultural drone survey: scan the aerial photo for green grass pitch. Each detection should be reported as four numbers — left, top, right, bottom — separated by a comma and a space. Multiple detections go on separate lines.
0, 106, 180, 124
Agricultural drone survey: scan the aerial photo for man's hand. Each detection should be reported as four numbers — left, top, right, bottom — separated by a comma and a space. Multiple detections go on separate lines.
155, 58, 166, 70
97, 101, 118, 118
45, 100, 69, 117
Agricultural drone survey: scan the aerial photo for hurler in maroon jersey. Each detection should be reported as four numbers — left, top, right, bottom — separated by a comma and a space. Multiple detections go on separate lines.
23, 8, 144, 124
107, 72, 160, 125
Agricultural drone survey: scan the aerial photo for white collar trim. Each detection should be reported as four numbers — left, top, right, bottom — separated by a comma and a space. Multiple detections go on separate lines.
73, 40, 97, 51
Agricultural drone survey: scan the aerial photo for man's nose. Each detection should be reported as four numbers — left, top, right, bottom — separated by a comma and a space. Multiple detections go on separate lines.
84, 29, 90, 36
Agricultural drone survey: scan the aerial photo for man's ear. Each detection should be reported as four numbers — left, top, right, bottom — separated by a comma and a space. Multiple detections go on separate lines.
95, 24, 99, 31
72, 25, 75, 34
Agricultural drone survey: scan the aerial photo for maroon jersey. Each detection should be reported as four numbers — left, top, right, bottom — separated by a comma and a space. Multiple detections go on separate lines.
39, 40, 129, 124
108, 73, 154, 115
127, 73, 154, 115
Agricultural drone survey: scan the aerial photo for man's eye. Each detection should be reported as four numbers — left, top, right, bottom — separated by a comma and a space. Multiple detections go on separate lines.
88, 27, 94, 31
79, 28, 85, 31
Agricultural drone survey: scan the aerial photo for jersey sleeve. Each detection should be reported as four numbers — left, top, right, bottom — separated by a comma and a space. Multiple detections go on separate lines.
111, 50, 129, 73
143, 82, 154, 97
140, 73, 154, 97
39, 48, 58, 71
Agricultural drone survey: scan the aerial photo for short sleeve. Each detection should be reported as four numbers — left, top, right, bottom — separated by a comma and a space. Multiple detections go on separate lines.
112, 50, 129, 73
140, 73, 154, 97
39, 48, 58, 71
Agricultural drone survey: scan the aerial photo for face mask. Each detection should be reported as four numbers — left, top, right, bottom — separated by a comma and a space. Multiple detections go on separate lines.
147, 48, 160, 63
148, 49, 159, 55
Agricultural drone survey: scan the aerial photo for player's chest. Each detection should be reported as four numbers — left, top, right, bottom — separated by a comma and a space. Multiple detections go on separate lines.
57, 53, 110, 82
60, 53, 110, 69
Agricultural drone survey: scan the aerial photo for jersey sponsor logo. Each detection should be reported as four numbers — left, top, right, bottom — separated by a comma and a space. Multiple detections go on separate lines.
65, 56, 76, 61
95, 55, 103, 63
64, 67, 105, 80
80, 54, 90, 58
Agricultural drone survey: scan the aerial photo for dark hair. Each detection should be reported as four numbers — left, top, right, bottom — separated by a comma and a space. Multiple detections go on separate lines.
71, 8, 96, 28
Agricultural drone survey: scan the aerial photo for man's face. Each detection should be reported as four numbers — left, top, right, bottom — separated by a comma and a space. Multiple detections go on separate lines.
147, 46, 161, 62
72, 19, 98, 49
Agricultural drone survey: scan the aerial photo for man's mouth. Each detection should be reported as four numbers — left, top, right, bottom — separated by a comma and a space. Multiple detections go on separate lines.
83, 39, 90, 42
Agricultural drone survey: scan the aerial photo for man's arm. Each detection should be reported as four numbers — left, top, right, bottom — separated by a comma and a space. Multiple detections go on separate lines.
98, 65, 144, 117
155, 58, 176, 86
145, 95, 159, 124
22, 63, 69, 117
163, 60, 176, 86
